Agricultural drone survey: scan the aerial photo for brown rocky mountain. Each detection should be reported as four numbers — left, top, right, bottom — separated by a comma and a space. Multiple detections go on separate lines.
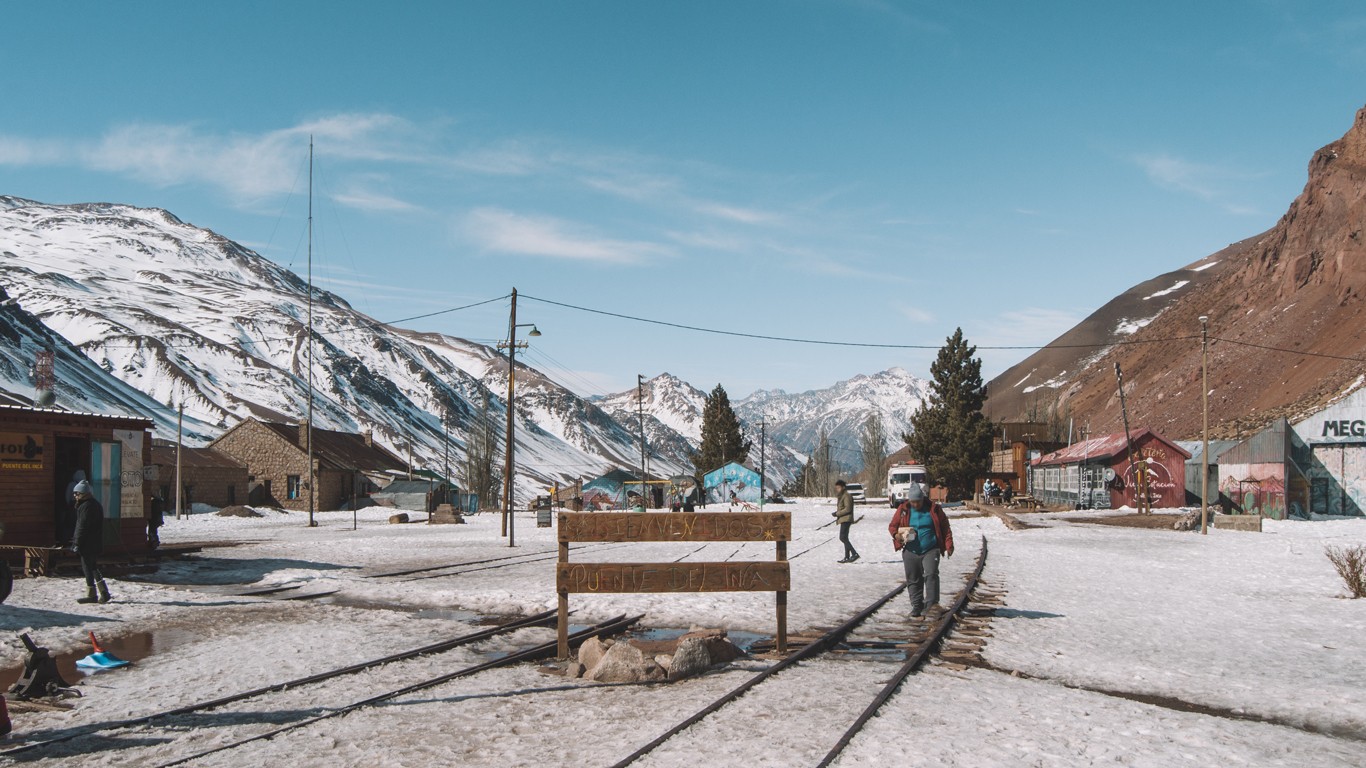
986, 105, 1366, 442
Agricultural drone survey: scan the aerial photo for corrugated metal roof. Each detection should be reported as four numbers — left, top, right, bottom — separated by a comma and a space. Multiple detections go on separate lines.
0, 402, 154, 426
1175, 440, 1241, 464
256, 420, 408, 473
1218, 419, 1292, 464
1034, 427, 1189, 466
150, 444, 246, 469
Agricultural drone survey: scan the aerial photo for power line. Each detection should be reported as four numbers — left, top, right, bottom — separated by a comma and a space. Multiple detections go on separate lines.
84, 294, 512, 351
1212, 336, 1366, 363
522, 293, 1366, 363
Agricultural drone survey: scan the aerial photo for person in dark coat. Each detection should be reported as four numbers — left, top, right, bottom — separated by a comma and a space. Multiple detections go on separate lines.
70, 480, 111, 604
832, 479, 859, 563
147, 493, 165, 549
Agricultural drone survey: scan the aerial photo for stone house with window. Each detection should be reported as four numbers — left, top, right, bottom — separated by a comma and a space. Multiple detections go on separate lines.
150, 441, 249, 510
210, 418, 408, 512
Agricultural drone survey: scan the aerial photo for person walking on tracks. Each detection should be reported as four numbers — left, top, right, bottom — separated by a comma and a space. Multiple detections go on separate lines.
833, 479, 859, 563
69, 480, 111, 604
889, 483, 953, 617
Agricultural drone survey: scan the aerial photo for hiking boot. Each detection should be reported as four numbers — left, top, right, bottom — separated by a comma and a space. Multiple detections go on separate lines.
96, 579, 111, 604
837, 556, 849, 563
909, 604, 924, 618
847, 553, 859, 563
77, 587, 98, 604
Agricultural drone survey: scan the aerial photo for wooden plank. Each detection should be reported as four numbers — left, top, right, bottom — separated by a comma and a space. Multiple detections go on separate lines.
557, 561, 790, 593
558, 512, 791, 543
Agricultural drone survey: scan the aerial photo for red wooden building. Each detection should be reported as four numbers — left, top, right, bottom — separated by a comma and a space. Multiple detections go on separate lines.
1031, 428, 1191, 509
0, 404, 155, 558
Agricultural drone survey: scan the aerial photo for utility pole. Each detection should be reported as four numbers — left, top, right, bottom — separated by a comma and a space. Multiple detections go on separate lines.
306, 135, 316, 528
1114, 362, 1147, 514
824, 441, 832, 496
638, 374, 647, 507
498, 288, 540, 547
1200, 315, 1210, 535
175, 400, 184, 520
760, 418, 766, 508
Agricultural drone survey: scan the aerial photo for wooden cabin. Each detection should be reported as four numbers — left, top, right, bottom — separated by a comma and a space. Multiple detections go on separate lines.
0, 404, 154, 558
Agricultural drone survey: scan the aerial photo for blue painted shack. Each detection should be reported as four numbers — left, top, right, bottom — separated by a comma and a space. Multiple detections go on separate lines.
703, 461, 763, 504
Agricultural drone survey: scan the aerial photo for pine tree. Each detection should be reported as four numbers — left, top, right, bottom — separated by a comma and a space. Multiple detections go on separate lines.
689, 384, 751, 481
904, 328, 994, 500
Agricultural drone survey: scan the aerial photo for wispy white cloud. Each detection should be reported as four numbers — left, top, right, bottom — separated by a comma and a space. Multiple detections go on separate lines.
0, 136, 67, 165
1, 114, 436, 205
1131, 152, 1265, 215
896, 305, 935, 324
978, 308, 1082, 348
330, 187, 420, 213
462, 207, 668, 265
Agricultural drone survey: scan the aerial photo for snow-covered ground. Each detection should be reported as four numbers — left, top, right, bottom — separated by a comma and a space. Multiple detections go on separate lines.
1, 501, 1364, 766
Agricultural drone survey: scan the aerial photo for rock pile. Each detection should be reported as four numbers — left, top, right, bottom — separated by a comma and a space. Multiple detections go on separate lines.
569, 627, 744, 683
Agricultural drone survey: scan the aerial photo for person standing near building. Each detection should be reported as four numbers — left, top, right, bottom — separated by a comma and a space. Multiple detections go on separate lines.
69, 480, 111, 604
889, 483, 953, 617
147, 493, 165, 550
833, 479, 859, 563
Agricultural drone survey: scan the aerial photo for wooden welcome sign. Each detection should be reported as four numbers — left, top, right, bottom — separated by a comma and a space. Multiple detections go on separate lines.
556, 511, 791, 658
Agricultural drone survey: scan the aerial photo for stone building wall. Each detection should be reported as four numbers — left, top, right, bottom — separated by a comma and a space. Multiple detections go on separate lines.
213, 420, 315, 512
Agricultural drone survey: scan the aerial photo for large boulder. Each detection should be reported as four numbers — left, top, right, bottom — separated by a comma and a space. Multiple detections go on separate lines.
679, 627, 744, 665
585, 640, 666, 683
578, 636, 611, 671
667, 637, 715, 681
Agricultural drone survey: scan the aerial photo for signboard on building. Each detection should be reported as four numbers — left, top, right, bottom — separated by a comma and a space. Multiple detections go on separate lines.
0, 432, 44, 470
114, 429, 145, 519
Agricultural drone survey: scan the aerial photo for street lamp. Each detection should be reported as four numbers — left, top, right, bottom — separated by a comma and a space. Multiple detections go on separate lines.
497, 288, 541, 548
1200, 315, 1210, 535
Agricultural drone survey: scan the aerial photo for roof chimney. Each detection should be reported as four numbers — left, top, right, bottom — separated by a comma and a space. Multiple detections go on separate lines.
298, 420, 309, 447
364, 429, 373, 447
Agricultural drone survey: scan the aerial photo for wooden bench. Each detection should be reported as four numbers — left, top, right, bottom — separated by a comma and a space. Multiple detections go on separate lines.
0, 545, 64, 577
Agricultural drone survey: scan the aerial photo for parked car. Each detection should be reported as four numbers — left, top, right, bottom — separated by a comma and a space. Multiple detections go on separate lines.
845, 483, 866, 503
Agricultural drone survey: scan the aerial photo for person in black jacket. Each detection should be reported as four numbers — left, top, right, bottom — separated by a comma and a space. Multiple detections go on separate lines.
70, 480, 111, 604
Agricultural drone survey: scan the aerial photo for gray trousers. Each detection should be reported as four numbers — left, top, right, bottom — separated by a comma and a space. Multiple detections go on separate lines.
902, 546, 941, 611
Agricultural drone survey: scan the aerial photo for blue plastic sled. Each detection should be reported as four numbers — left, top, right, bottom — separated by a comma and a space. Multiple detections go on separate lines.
76, 652, 130, 670
76, 632, 130, 670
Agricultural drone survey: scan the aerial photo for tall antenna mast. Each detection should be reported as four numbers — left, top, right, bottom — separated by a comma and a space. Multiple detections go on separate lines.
307, 136, 316, 527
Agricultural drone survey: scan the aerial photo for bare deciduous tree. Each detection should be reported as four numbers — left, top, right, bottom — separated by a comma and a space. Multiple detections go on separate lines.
860, 413, 888, 496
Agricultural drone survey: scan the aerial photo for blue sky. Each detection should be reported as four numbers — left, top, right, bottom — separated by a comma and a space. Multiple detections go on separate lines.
3, 1, 1364, 399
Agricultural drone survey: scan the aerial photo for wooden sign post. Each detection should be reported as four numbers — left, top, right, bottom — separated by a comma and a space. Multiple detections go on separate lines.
556, 511, 791, 659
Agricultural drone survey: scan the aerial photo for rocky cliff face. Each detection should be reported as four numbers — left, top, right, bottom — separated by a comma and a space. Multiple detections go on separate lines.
987, 106, 1366, 441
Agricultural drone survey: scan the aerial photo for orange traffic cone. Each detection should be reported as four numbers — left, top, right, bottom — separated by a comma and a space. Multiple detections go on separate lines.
88, 632, 104, 653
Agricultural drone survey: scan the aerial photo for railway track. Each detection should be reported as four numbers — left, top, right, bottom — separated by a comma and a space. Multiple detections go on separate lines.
606, 535, 990, 767
0, 611, 639, 765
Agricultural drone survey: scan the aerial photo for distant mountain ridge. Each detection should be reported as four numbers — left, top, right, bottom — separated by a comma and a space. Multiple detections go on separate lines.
0, 198, 932, 493
986, 105, 1366, 439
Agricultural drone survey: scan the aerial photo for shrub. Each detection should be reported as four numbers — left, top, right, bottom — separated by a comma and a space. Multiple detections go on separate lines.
1325, 544, 1366, 598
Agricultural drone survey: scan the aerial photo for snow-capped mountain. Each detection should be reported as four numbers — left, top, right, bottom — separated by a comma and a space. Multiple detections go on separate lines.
594, 368, 933, 486
0, 197, 681, 498
0, 197, 933, 495
737, 368, 930, 466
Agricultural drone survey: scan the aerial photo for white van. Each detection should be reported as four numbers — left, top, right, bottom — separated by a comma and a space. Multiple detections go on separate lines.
844, 483, 866, 503
886, 463, 928, 506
